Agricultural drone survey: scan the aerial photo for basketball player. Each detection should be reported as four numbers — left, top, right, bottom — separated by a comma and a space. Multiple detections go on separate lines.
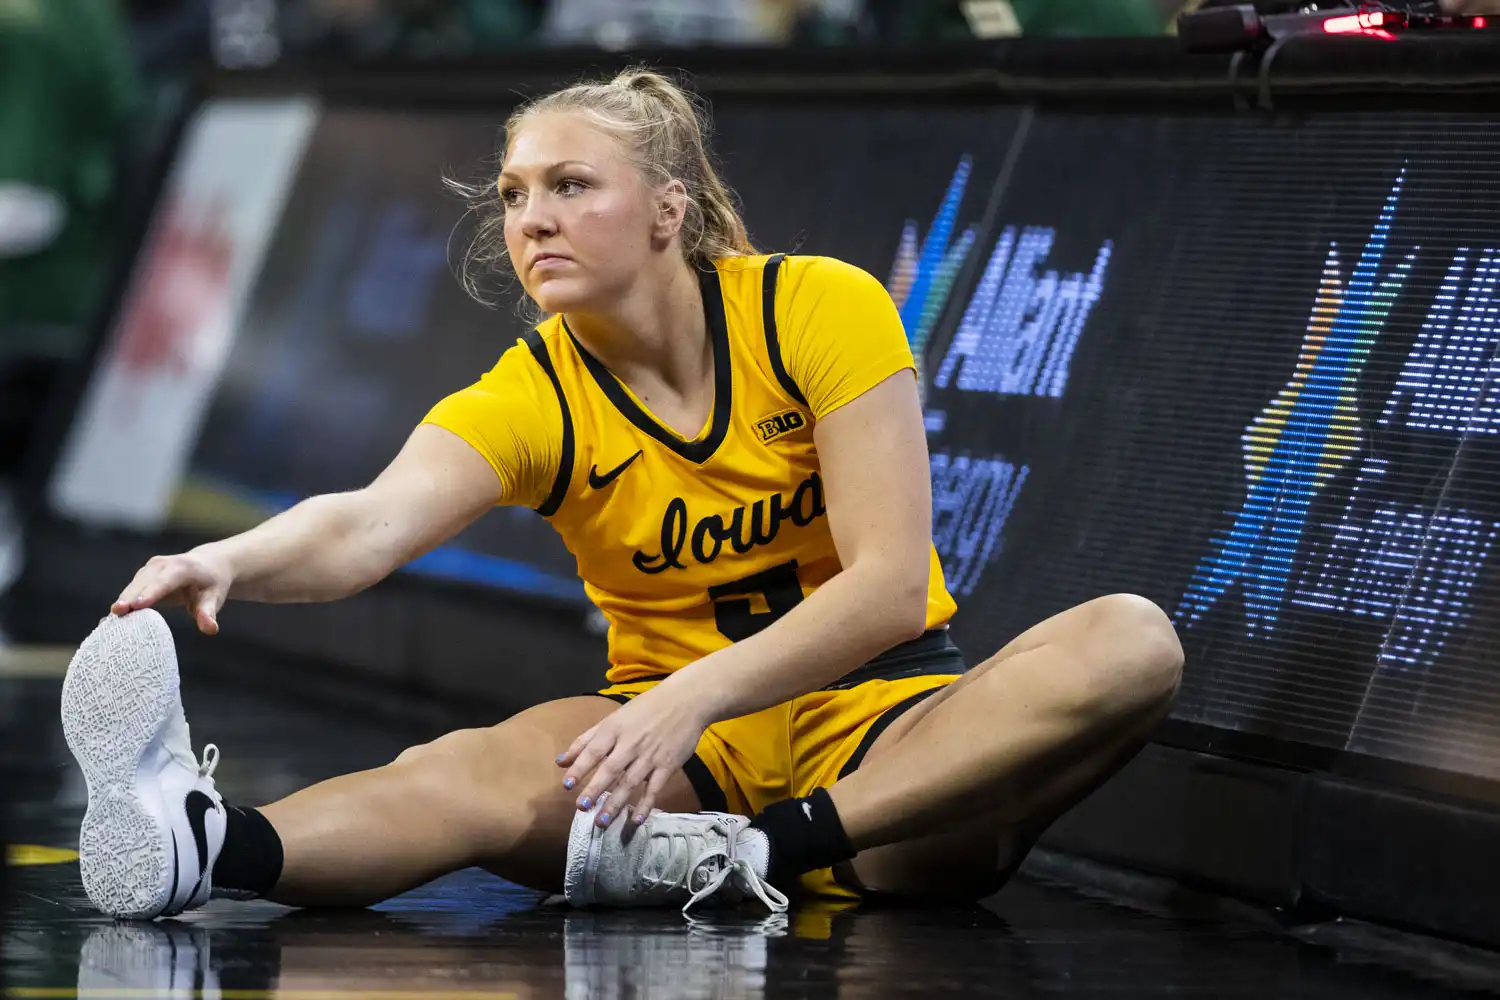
60, 69, 1182, 919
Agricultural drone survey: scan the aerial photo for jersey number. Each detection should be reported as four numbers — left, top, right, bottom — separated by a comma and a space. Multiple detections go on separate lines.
708, 560, 804, 642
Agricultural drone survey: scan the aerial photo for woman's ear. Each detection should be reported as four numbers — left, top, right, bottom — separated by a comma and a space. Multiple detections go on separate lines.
653, 179, 688, 243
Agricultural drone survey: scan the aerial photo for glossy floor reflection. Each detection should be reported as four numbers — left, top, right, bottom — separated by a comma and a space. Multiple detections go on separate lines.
6, 669, 1500, 999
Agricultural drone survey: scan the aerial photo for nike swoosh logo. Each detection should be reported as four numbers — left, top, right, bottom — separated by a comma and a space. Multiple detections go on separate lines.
588, 450, 643, 490
184, 791, 214, 878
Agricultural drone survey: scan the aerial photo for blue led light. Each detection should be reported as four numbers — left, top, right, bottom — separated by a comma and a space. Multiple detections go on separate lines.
1380, 251, 1500, 434
931, 226, 1111, 398
1179, 169, 1500, 677
1176, 172, 1415, 635
1293, 455, 1496, 670
889, 157, 980, 360
929, 450, 1029, 597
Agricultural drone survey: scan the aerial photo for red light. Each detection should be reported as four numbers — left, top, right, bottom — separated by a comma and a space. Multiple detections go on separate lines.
1476, 16, 1488, 28
1323, 11, 1393, 39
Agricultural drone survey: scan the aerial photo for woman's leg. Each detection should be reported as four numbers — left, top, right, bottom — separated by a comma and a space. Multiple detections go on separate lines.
827, 593, 1183, 896
258, 696, 703, 907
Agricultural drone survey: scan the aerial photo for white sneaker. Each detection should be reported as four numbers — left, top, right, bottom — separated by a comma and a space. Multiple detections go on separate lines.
564, 808, 790, 915
61, 609, 227, 919
563, 910, 784, 1000
76, 921, 221, 999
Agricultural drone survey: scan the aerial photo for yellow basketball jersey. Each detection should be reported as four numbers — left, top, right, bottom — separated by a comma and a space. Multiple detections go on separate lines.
424, 254, 957, 684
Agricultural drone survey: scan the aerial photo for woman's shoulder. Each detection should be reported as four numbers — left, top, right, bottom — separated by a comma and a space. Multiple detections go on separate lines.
471, 319, 568, 391
714, 253, 882, 291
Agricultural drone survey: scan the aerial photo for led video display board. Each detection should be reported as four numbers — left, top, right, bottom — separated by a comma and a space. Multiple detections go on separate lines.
923, 111, 1500, 782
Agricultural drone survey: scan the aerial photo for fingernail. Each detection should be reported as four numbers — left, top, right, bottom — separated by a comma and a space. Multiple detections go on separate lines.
563, 777, 575, 789
599, 813, 611, 826
556, 754, 567, 763
579, 797, 592, 810
634, 813, 646, 825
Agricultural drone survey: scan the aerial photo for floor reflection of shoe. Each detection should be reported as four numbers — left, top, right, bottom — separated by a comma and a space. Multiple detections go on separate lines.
563, 910, 779, 1000
77, 921, 221, 999
61, 609, 226, 918
564, 808, 789, 915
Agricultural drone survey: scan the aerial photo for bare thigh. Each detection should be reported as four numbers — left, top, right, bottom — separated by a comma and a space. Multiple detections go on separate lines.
842, 598, 1174, 899
414, 696, 703, 892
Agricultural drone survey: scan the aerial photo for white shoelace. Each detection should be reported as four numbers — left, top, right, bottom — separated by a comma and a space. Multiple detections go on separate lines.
674, 819, 789, 916
197, 744, 219, 779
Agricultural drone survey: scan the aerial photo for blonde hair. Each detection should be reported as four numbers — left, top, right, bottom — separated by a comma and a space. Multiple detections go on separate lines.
454, 67, 754, 306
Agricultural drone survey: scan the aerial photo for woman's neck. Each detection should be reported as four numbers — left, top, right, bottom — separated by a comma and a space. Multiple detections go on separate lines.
564, 260, 709, 396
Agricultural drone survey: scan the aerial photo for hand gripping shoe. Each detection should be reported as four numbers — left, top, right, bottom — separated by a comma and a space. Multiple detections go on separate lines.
61, 609, 226, 919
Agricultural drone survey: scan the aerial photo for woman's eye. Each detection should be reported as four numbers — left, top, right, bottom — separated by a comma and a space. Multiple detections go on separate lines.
500, 188, 523, 207
557, 179, 586, 196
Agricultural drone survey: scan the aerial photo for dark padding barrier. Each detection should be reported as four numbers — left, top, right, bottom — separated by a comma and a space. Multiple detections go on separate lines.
14, 33, 1500, 946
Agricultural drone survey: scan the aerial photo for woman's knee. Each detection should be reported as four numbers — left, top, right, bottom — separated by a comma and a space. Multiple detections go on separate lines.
980, 594, 1181, 725
394, 726, 492, 769
1076, 593, 1183, 718
387, 727, 541, 843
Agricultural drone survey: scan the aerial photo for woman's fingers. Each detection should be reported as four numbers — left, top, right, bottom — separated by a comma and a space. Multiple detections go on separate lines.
576, 746, 630, 812
625, 766, 673, 826
564, 728, 618, 801
596, 756, 657, 828
192, 590, 222, 635
557, 726, 597, 772
112, 561, 189, 615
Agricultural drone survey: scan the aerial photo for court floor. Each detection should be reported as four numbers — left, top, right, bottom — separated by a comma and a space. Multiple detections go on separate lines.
5, 664, 1499, 999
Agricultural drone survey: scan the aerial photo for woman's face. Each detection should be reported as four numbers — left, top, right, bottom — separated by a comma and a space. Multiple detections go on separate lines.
500, 112, 667, 315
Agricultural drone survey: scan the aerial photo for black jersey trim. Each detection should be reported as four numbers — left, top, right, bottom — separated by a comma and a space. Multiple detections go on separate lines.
761, 253, 807, 406
563, 267, 732, 465
819, 628, 965, 690
523, 330, 574, 518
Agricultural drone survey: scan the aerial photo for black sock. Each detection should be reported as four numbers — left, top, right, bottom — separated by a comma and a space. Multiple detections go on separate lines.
751, 787, 855, 885
214, 805, 284, 897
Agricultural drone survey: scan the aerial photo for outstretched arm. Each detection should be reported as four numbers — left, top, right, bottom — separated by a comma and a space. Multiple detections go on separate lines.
113, 425, 504, 631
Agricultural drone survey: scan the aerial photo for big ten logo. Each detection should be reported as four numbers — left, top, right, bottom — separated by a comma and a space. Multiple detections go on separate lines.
757, 409, 806, 443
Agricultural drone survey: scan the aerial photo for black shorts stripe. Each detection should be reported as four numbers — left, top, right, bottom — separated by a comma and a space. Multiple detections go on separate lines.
837, 686, 947, 781
682, 754, 729, 813
762, 254, 807, 406
586, 690, 727, 812
523, 330, 574, 518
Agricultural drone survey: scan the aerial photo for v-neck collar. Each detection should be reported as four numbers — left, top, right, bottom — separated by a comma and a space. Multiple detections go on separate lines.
564, 266, 732, 465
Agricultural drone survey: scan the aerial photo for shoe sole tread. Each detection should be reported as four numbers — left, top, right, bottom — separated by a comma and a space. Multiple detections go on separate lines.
61, 610, 180, 919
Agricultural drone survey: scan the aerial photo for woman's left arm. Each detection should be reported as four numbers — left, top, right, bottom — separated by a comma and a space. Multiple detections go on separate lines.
559, 369, 933, 822
675, 368, 933, 718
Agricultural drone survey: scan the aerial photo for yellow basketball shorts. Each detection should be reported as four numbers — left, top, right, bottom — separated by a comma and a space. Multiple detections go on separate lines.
595, 628, 966, 899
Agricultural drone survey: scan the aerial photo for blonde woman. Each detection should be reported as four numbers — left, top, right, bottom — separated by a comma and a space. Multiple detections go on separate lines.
61, 69, 1183, 919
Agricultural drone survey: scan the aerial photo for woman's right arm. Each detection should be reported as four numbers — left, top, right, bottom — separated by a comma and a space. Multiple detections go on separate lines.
111, 425, 503, 633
